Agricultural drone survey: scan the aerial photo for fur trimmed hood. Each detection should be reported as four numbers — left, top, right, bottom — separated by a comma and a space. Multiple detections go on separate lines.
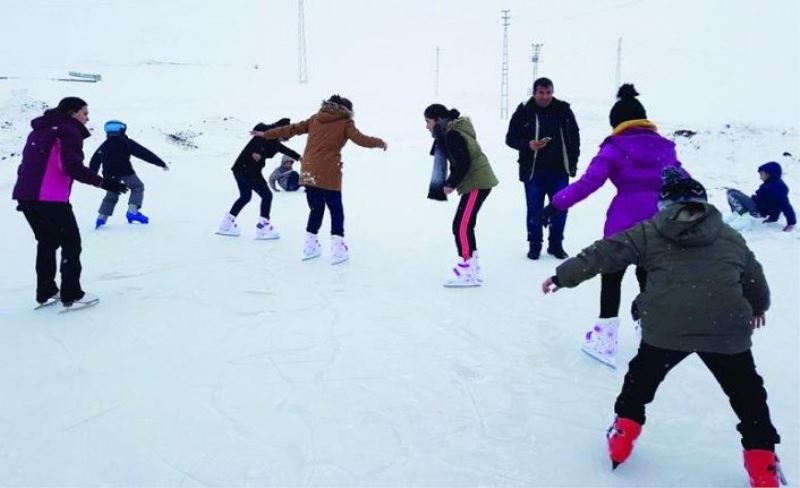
319, 100, 353, 120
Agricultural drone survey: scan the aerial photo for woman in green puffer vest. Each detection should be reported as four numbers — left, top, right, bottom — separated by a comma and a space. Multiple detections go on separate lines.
424, 104, 499, 287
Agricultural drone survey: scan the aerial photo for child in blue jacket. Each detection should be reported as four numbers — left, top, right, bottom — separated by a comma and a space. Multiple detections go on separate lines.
727, 161, 796, 231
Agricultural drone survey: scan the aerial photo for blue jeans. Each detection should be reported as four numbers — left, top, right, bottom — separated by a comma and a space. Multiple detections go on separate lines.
306, 186, 344, 237
524, 171, 568, 245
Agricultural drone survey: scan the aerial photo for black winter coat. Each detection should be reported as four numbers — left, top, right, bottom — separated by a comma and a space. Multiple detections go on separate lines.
505, 98, 580, 181
89, 135, 166, 178
232, 136, 301, 178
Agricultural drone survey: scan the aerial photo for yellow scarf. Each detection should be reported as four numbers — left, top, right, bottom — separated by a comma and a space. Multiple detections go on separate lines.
612, 119, 657, 136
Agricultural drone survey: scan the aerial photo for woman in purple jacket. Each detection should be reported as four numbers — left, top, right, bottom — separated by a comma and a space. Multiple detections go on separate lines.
12, 97, 128, 310
541, 85, 685, 368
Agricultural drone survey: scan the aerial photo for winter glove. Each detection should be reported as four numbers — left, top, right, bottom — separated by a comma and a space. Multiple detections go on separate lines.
162, 163, 170, 172
569, 167, 577, 178
100, 179, 129, 195
541, 204, 563, 228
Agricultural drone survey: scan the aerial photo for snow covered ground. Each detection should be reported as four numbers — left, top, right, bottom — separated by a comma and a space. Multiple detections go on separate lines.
0, 1, 798, 486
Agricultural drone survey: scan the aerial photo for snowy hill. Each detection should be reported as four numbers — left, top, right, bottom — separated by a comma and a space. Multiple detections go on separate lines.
0, 1, 798, 486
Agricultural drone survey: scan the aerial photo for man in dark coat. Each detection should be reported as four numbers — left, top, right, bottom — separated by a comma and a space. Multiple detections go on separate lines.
505, 77, 580, 259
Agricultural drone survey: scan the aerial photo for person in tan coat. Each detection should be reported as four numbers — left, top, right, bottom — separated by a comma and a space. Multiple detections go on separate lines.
252, 95, 387, 264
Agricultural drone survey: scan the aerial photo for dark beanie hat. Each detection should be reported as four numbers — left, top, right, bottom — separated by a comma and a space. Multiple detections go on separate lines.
328, 94, 353, 112
609, 84, 647, 128
423, 104, 461, 120
658, 166, 707, 210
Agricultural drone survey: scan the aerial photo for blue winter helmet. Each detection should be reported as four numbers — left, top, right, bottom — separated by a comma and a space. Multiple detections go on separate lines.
104, 120, 127, 135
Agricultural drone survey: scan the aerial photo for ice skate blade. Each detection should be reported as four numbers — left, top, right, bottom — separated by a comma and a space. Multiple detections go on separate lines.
443, 281, 481, 288
59, 298, 100, 314
581, 347, 617, 369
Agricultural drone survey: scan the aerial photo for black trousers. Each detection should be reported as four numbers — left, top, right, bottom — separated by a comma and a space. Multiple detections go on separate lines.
600, 266, 647, 318
18, 201, 84, 303
230, 170, 273, 219
615, 342, 780, 451
306, 186, 344, 237
452, 188, 491, 259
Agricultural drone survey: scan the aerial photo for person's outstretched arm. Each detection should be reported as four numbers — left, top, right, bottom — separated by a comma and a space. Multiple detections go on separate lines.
128, 138, 168, 169
257, 119, 311, 140
551, 147, 612, 211
61, 127, 103, 187
547, 224, 646, 292
277, 143, 301, 161
344, 120, 386, 149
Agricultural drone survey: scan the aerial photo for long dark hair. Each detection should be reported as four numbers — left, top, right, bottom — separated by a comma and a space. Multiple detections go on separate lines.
424, 104, 460, 120
47, 97, 87, 116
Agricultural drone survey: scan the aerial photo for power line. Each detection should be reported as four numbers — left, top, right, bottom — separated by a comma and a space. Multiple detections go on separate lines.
529, 43, 543, 96
435, 45, 440, 98
500, 9, 511, 119
298, 0, 308, 84
615, 37, 623, 92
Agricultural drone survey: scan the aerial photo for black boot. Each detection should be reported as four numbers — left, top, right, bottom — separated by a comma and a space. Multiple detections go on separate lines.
547, 243, 569, 259
527, 241, 541, 260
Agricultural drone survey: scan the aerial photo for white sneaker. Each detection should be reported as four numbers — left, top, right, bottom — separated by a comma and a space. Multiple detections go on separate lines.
331, 235, 349, 265
216, 213, 240, 236
255, 218, 280, 240
302, 232, 322, 260
581, 317, 619, 368
444, 260, 480, 288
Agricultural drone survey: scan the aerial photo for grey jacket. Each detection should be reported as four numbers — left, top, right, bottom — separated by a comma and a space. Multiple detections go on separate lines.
269, 166, 293, 191
555, 203, 770, 354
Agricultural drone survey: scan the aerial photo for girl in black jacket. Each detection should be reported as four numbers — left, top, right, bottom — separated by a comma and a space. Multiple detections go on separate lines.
216, 119, 301, 238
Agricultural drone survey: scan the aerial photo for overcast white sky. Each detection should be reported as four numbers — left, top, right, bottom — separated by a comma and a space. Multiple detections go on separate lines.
3, 0, 798, 126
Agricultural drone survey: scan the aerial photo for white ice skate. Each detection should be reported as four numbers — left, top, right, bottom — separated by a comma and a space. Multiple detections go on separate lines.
35, 292, 60, 310
581, 317, 619, 368
633, 320, 642, 343
216, 213, 241, 237
443, 260, 480, 288
255, 218, 280, 240
60, 292, 100, 313
471, 251, 483, 283
302, 232, 322, 261
331, 235, 349, 265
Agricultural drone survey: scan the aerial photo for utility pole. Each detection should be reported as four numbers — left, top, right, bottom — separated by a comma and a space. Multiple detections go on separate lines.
435, 45, 440, 98
500, 9, 511, 119
529, 43, 543, 96
298, 0, 308, 84
615, 37, 623, 91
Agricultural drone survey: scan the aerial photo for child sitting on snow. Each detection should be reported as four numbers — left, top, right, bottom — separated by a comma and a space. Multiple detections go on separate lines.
727, 161, 796, 231
541, 169, 784, 488
268, 155, 301, 192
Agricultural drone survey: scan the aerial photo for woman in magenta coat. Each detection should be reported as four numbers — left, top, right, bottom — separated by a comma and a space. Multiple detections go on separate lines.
542, 84, 686, 368
13, 97, 127, 309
